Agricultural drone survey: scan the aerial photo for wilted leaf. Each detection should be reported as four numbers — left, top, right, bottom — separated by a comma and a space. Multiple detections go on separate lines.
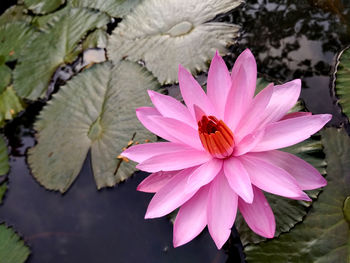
244, 128, 350, 262
0, 224, 30, 263
23, 0, 65, 14
29, 62, 161, 193
0, 87, 24, 128
107, 0, 243, 84
70, 0, 141, 18
13, 8, 110, 100
0, 65, 11, 93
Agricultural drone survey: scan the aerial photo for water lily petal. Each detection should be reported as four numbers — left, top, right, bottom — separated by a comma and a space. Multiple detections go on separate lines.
122, 142, 193, 163
225, 49, 257, 130
207, 171, 238, 249
249, 151, 327, 190
137, 171, 179, 193
173, 185, 210, 247
239, 154, 311, 201
251, 114, 332, 152
178, 65, 216, 118
233, 128, 265, 156
207, 51, 231, 119
280, 111, 311, 121
238, 186, 275, 238
147, 90, 196, 128
145, 167, 197, 218
137, 149, 211, 172
223, 157, 253, 203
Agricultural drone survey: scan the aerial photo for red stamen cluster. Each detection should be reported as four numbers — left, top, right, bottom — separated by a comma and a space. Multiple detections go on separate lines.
198, 115, 235, 159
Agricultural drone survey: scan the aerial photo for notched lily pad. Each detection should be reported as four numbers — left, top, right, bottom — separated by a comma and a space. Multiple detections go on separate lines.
23, 0, 65, 14
0, 223, 30, 263
29, 62, 161, 193
0, 86, 24, 128
244, 128, 350, 262
13, 8, 110, 100
107, 0, 243, 84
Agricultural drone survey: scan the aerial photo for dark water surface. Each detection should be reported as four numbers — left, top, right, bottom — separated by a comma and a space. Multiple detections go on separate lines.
1, 0, 350, 262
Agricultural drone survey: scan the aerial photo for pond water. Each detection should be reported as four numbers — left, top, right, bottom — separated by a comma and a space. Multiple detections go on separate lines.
0, 0, 349, 262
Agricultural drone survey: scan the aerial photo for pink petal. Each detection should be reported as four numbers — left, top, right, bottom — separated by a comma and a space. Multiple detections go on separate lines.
207, 51, 232, 119
122, 142, 193, 163
173, 185, 210, 247
238, 186, 275, 238
207, 172, 238, 249
149, 116, 203, 150
223, 157, 254, 203
178, 65, 216, 118
147, 90, 196, 128
137, 171, 179, 193
136, 149, 211, 173
186, 158, 223, 192
280, 111, 311, 121
233, 128, 265, 156
225, 49, 257, 131
251, 114, 332, 152
249, 151, 327, 190
239, 154, 311, 201
145, 167, 197, 218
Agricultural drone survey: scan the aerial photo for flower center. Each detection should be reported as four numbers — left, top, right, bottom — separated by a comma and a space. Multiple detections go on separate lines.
198, 115, 235, 159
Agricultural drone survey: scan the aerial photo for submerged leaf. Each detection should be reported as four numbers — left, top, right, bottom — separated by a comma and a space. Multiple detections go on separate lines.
70, 0, 141, 18
107, 0, 243, 84
334, 47, 350, 120
23, 0, 65, 14
13, 8, 110, 100
29, 62, 161, 193
245, 128, 350, 262
0, 87, 24, 128
0, 224, 30, 263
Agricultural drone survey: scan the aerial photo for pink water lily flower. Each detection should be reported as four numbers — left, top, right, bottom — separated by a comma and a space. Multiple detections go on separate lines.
122, 49, 331, 249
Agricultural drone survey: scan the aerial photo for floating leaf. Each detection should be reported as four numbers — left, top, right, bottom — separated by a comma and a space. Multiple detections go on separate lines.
0, 5, 32, 25
107, 0, 243, 84
0, 21, 35, 62
0, 87, 24, 128
244, 128, 350, 262
0, 224, 30, 263
0, 64, 11, 93
334, 46, 350, 120
23, 0, 65, 14
70, 0, 141, 18
29, 62, 161, 193
82, 29, 108, 50
13, 8, 110, 100
0, 135, 9, 176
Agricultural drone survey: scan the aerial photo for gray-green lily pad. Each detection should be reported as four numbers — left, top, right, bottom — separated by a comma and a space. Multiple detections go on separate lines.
244, 128, 350, 262
334, 46, 350, 120
0, 64, 12, 93
0, 86, 24, 128
23, 0, 65, 14
0, 224, 30, 263
13, 8, 110, 100
107, 0, 243, 84
70, 0, 141, 18
29, 61, 161, 193
82, 29, 108, 50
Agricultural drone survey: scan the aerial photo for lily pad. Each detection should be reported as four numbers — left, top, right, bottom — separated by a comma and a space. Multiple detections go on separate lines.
29, 62, 161, 193
70, 0, 141, 18
0, 64, 11, 93
107, 0, 243, 84
0, 135, 9, 176
0, 181, 7, 204
0, 224, 30, 263
0, 5, 32, 25
0, 86, 24, 128
0, 21, 35, 62
334, 46, 350, 120
23, 0, 65, 14
82, 29, 108, 50
245, 128, 350, 262
13, 8, 110, 100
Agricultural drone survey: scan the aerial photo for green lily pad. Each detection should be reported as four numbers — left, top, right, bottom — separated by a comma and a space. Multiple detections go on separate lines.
244, 128, 350, 262
29, 61, 161, 193
0, 181, 7, 204
334, 47, 350, 120
13, 8, 110, 100
0, 86, 24, 128
0, 21, 35, 62
23, 0, 65, 14
0, 64, 11, 93
0, 224, 30, 263
0, 5, 32, 25
107, 0, 243, 84
70, 0, 141, 18
0, 135, 9, 176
